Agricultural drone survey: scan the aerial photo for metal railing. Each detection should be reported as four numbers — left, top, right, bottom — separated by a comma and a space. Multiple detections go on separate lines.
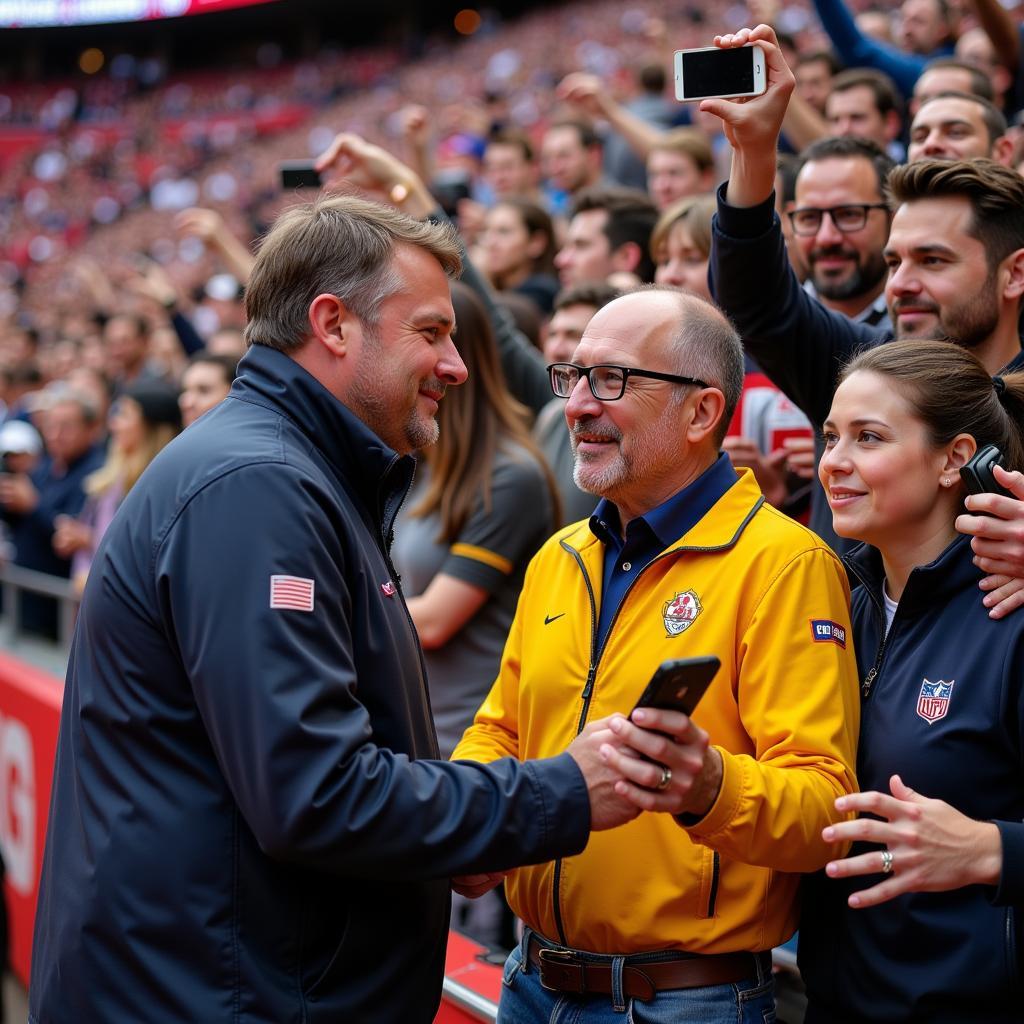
0, 562, 77, 665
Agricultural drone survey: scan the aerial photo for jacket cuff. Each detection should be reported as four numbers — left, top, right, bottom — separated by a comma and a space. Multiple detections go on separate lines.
991, 820, 1024, 905
523, 752, 591, 857
715, 180, 777, 240
679, 745, 739, 840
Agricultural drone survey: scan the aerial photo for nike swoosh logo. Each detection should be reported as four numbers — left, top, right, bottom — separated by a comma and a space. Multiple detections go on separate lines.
544, 613, 566, 625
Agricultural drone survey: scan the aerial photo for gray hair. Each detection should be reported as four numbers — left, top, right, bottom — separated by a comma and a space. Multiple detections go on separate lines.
636, 285, 745, 443
244, 193, 463, 352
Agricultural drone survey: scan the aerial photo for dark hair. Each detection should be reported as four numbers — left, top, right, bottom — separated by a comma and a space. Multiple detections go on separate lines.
553, 281, 621, 314
886, 158, 1024, 271
639, 63, 666, 94
187, 351, 238, 386
572, 186, 659, 283
776, 153, 801, 207
486, 129, 534, 163
919, 58, 995, 102
830, 67, 902, 117
409, 282, 561, 538
913, 90, 1007, 145
491, 198, 558, 277
840, 340, 1024, 476
548, 119, 601, 151
796, 50, 842, 76
798, 135, 897, 196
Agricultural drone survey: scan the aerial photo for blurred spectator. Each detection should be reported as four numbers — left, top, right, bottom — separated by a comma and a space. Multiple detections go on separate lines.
103, 313, 167, 392
55, 382, 181, 592
795, 50, 842, 115
825, 68, 905, 154
601, 63, 676, 191
811, 0, 956, 98
179, 353, 237, 427
911, 57, 995, 114
540, 119, 604, 215
532, 282, 620, 527
482, 130, 541, 203
0, 388, 104, 635
646, 129, 715, 210
554, 186, 658, 288
478, 199, 559, 315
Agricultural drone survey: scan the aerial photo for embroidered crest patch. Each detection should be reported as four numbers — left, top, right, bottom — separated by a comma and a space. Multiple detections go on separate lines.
917, 678, 954, 723
663, 591, 702, 637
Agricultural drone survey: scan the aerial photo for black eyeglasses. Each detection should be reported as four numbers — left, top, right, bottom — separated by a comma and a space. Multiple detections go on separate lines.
787, 203, 889, 236
547, 362, 710, 402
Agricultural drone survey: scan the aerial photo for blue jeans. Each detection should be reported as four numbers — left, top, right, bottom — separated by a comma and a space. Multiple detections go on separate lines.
497, 930, 777, 1023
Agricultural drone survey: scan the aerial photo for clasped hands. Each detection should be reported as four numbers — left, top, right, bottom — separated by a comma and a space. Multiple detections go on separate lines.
452, 709, 722, 899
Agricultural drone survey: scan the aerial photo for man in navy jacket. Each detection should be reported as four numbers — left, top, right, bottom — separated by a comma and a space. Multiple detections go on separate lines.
29, 195, 638, 1023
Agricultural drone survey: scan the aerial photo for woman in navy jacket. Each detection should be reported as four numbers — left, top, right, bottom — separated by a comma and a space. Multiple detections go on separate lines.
799, 339, 1024, 1023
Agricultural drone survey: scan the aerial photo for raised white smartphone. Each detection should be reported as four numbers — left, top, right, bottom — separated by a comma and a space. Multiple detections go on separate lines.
673, 44, 767, 102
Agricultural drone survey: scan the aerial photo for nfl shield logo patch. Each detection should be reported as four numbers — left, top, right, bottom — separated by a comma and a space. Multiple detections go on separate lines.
917, 678, 954, 723
663, 591, 702, 637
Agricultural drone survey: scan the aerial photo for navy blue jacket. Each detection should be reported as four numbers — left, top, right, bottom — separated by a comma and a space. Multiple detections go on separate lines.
800, 536, 1024, 1023
709, 185, 1024, 549
29, 344, 591, 1023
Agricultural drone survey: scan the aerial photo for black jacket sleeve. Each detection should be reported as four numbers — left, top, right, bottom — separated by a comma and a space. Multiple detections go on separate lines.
155, 463, 590, 880
709, 183, 889, 427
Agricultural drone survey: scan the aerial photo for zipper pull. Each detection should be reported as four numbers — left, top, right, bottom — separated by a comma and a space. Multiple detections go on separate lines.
861, 667, 877, 698
581, 664, 596, 702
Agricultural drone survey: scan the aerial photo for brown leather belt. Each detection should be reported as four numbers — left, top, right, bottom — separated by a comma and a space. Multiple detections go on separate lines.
527, 934, 768, 1002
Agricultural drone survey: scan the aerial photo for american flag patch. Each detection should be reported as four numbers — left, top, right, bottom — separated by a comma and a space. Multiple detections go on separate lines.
269, 575, 315, 612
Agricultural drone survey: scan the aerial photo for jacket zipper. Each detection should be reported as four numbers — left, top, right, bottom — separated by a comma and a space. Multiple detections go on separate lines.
549, 522, 759, 944
707, 851, 720, 917
844, 558, 891, 699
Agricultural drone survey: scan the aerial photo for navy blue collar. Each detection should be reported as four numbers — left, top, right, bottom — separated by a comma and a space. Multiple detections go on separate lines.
589, 451, 738, 551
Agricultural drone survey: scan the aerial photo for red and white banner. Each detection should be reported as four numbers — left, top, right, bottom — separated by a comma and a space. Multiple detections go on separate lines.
0, 0, 276, 29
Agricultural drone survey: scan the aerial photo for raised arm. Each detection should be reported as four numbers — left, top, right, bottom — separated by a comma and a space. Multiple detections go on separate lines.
811, 0, 929, 97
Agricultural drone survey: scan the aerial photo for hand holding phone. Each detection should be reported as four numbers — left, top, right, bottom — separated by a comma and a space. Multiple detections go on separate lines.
674, 44, 766, 102
960, 445, 1014, 500
632, 656, 721, 718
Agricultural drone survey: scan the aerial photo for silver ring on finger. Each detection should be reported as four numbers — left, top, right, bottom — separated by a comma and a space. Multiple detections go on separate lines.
655, 765, 672, 791
880, 849, 894, 874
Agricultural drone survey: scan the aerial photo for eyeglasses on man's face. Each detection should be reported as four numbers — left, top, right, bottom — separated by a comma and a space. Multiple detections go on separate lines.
787, 203, 889, 236
547, 362, 710, 402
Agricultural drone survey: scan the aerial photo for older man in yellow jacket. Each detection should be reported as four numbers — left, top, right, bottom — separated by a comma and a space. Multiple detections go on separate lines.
452, 287, 860, 1023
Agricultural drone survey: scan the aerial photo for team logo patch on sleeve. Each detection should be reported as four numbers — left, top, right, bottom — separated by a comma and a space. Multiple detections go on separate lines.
917, 678, 954, 723
270, 575, 315, 612
663, 591, 702, 636
810, 619, 847, 648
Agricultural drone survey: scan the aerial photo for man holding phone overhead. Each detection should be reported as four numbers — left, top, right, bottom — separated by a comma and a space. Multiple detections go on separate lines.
453, 286, 861, 1023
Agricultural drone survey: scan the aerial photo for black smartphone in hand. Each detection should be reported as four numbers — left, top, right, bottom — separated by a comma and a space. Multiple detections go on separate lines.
633, 656, 721, 718
279, 160, 323, 190
960, 444, 1013, 499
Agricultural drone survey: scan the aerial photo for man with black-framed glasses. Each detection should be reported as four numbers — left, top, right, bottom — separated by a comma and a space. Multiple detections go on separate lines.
790, 136, 895, 331
454, 286, 860, 1024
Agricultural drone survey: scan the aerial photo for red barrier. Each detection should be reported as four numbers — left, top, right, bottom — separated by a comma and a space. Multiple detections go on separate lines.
0, 652, 62, 986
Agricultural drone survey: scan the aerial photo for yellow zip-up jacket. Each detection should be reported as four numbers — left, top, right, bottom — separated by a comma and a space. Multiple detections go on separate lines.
452, 470, 860, 955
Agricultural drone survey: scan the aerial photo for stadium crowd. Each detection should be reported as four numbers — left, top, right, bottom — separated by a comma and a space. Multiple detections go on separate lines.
7, 0, 1024, 1020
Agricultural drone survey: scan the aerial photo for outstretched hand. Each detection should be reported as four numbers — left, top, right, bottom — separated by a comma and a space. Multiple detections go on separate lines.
821, 774, 1002, 908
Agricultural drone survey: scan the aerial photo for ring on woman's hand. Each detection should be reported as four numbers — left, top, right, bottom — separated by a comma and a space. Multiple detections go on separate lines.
655, 765, 672, 791
880, 849, 894, 874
